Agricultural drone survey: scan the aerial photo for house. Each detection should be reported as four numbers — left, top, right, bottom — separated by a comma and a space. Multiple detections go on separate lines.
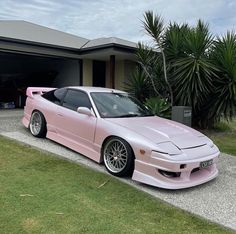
0, 20, 137, 107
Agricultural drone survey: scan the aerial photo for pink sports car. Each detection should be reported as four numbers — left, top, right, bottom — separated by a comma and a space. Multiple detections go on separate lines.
22, 86, 219, 189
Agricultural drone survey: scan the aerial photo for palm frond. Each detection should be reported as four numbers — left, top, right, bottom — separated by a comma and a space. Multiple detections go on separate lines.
143, 11, 164, 43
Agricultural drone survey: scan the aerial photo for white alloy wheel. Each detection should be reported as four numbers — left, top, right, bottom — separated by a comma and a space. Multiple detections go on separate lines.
103, 137, 134, 177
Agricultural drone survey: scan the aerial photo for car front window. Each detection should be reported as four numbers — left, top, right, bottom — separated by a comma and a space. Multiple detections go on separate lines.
91, 92, 153, 118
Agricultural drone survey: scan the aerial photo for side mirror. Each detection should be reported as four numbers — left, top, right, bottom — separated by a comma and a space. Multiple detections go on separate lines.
77, 107, 92, 116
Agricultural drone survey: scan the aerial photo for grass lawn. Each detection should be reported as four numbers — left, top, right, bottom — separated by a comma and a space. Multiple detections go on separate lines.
0, 136, 233, 234
204, 119, 236, 156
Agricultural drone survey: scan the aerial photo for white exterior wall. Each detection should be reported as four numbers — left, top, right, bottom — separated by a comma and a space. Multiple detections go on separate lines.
115, 60, 125, 90
124, 60, 136, 84
104, 60, 136, 90
83, 59, 93, 86
81, 59, 136, 90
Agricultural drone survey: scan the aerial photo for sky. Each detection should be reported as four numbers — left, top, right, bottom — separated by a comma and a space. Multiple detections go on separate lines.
0, 0, 235, 43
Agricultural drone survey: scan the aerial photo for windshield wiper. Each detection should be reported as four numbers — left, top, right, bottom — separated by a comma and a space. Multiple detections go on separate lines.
116, 113, 139, 118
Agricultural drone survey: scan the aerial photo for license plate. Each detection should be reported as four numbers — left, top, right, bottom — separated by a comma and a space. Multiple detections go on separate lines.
200, 159, 213, 168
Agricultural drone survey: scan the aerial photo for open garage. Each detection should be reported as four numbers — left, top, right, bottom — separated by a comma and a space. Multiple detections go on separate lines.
0, 51, 81, 108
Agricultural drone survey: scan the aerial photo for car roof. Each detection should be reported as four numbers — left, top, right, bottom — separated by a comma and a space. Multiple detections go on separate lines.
67, 86, 126, 94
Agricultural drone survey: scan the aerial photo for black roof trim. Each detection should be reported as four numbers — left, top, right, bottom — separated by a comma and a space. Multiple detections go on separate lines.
79, 43, 137, 54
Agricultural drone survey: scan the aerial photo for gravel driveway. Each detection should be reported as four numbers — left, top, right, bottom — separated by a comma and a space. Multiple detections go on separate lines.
1, 109, 236, 231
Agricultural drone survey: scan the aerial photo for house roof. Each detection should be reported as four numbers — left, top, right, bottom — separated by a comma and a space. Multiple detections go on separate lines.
0, 20, 89, 50
81, 37, 137, 50
0, 20, 137, 51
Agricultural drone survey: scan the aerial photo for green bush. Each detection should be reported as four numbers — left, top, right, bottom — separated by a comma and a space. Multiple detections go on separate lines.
126, 11, 236, 128
145, 97, 171, 118
124, 68, 151, 103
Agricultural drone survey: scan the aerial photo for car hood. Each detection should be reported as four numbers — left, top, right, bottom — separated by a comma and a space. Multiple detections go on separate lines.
107, 116, 208, 149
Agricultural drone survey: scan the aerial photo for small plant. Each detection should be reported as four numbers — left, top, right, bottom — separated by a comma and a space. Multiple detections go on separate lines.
145, 97, 171, 118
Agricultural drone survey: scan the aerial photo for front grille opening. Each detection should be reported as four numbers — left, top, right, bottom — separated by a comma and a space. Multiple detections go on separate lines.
158, 169, 181, 178
191, 167, 200, 174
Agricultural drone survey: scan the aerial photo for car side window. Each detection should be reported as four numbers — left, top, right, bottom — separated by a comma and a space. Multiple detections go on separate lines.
62, 89, 92, 111
42, 88, 67, 105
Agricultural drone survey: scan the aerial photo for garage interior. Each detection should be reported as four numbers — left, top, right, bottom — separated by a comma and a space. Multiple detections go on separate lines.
0, 51, 81, 108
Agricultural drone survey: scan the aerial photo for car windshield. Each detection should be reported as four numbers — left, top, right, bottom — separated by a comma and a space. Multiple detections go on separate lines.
91, 92, 154, 118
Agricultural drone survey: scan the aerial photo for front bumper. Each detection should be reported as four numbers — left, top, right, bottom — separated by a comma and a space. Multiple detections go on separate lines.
132, 151, 219, 189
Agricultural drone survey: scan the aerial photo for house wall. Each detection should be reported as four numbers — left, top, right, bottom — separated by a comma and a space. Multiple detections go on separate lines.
82, 59, 92, 86
115, 60, 125, 90
124, 60, 136, 84
105, 60, 136, 90
82, 59, 136, 90
105, 60, 125, 90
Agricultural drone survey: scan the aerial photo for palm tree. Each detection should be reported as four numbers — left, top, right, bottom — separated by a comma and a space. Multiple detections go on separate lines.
124, 67, 151, 103
170, 20, 218, 110
128, 12, 236, 128
208, 32, 236, 122
135, 43, 167, 100
164, 22, 190, 62
141, 11, 174, 106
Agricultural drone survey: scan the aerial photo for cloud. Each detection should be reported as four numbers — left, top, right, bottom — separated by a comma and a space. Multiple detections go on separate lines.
0, 0, 235, 42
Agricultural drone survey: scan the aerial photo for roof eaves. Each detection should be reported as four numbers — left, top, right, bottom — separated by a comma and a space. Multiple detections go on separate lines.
80, 43, 137, 54
0, 36, 85, 52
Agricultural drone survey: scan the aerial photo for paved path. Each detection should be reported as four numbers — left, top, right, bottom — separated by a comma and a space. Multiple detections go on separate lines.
0, 109, 236, 231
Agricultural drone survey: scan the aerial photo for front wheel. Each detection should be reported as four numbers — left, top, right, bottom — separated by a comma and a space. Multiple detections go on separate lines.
29, 111, 47, 138
103, 137, 134, 177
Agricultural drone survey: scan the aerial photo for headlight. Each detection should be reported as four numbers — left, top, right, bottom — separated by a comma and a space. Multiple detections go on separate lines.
155, 142, 181, 156
198, 135, 214, 147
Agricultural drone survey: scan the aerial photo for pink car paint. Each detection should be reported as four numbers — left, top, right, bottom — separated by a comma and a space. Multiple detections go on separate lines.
22, 86, 220, 189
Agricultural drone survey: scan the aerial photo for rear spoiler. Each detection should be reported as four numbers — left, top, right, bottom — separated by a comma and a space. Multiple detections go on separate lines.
26, 87, 56, 98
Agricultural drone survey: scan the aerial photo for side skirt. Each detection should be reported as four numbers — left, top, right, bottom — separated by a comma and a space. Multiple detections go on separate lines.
47, 131, 101, 163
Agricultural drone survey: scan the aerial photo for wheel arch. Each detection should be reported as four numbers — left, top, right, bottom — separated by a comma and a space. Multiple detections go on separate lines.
100, 135, 136, 163
31, 108, 44, 115
29, 109, 47, 137
31, 109, 47, 123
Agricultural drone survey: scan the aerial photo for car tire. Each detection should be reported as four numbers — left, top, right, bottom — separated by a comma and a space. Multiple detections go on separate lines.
29, 111, 47, 138
103, 137, 134, 177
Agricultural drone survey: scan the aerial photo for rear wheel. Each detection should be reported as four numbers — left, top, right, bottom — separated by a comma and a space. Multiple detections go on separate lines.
29, 111, 47, 138
103, 137, 134, 177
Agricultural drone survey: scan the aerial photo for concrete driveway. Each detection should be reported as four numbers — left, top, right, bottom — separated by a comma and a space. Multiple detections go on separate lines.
1, 109, 236, 231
